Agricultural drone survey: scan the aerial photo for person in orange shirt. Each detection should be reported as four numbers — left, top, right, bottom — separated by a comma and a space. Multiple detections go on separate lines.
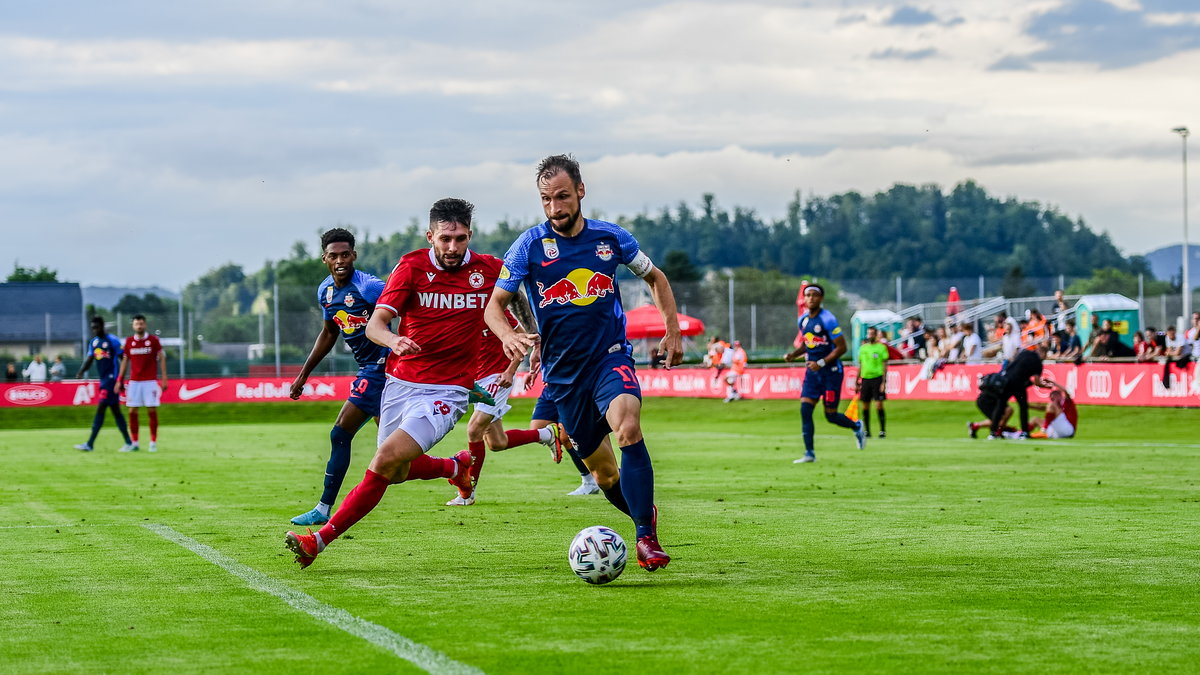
724, 340, 747, 402
706, 336, 729, 383
1023, 309, 1050, 350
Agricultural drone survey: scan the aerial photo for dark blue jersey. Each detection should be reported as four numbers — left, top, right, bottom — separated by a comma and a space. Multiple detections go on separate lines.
798, 309, 843, 368
497, 219, 641, 385
318, 269, 389, 370
88, 333, 123, 384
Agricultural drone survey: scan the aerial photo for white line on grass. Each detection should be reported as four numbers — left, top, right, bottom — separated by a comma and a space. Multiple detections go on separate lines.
0, 523, 122, 529
142, 523, 484, 675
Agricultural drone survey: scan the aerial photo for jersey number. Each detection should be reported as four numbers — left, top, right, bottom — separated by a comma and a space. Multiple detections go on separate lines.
612, 365, 639, 390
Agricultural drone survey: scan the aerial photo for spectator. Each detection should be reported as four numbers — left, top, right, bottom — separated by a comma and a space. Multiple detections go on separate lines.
1052, 289, 1070, 331
1089, 319, 1135, 359
919, 334, 946, 379
1141, 326, 1163, 360
1058, 319, 1082, 361
49, 356, 66, 382
1046, 332, 1066, 360
4, 362, 17, 382
946, 324, 965, 361
1161, 325, 1191, 387
959, 322, 983, 364
1024, 309, 1050, 349
996, 311, 1022, 366
903, 317, 927, 359
649, 347, 666, 369
879, 330, 905, 361
22, 355, 48, 383
1133, 331, 1154, 362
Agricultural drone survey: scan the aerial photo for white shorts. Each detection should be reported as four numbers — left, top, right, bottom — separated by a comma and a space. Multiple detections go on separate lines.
1045, 413, 1075, 439
473, 372, 514, 421
724, 372, 738, 384
377, 378, 468, 453
125, 380, 161, 407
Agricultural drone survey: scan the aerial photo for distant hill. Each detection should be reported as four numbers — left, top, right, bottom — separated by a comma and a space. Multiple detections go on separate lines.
83, 286, 179, 310
1144, 245, 1200, 289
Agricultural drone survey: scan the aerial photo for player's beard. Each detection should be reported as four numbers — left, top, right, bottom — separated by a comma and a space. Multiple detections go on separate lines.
435, 250, 464, 270
549, 208, 581, 235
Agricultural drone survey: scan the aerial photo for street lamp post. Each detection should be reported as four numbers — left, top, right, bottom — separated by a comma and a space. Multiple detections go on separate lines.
1172, 126, 1190, 324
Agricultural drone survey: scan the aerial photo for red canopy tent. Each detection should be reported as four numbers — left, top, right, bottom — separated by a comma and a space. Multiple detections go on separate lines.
624, 304, 706, 339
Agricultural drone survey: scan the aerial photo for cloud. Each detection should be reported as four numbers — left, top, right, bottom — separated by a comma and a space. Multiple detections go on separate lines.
1021, 0, 1200, 68
887, 6, 941, 26
870, 47, 940, 60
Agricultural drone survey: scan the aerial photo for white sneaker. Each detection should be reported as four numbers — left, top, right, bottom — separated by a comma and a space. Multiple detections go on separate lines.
74, 443, 93, 452
118, 443, 138, 452
1001, 431, 1028, 440
794, 453, 816, 463
148, 441, 157, 453
446, 492, 475, 506
567, 478, 601, 496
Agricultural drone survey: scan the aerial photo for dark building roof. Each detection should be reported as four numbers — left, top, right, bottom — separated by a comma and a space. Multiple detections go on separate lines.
0, 282, 84, 342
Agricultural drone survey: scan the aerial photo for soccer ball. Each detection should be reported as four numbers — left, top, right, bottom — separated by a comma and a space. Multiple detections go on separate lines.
568, 526, 627, 584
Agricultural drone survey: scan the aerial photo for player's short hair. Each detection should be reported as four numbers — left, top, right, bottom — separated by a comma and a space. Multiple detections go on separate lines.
90, 316, 105, 327
132, 314, 146, 322
320, 227, 356, 251
428, 198, 474, 230
804, 283, 824, 296
536, 154, 583, 187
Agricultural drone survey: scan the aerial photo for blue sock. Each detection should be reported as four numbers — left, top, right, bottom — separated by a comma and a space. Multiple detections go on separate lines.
801, 401, 815, 452
602, 480, 631, 516
320, 426, 355, 507
825, 410, 858, 430
618, 440, 655, 539
567, 448, 590, 477
111, 402, 131, 444
88, 405, 105, 445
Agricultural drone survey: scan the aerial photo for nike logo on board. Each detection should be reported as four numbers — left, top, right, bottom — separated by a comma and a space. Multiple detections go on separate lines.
178, 383, 221, 401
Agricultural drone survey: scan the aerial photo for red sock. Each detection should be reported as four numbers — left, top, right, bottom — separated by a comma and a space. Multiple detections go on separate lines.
468, 440, 486, 483
505, 428, 541, 448
403, 454, 456, 481
317, 469, 389, 546
129, 409, 139, 442
148, 409, 158, 441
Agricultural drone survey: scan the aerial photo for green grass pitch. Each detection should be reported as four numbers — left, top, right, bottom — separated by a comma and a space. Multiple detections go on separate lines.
2, 399, 1199, 673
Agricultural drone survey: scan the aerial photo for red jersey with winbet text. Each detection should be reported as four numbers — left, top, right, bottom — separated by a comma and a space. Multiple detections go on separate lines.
123, 334, 162, 381
376, 248, 502, 391
476, 310, 519, 380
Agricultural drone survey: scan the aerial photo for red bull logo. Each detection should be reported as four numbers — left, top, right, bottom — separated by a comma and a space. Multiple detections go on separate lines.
537, 269, 616, 308
802, 332, 829, 349
333, 309, 370, 334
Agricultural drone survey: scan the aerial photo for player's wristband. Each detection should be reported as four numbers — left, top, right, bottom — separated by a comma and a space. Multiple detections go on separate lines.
817, 359, 826, 368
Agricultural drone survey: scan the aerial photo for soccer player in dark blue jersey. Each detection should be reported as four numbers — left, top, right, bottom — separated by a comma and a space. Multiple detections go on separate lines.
287, 228, 391, 527
74, 316, 134, 452
485, 154, 682, 572
784, 284, 866, 463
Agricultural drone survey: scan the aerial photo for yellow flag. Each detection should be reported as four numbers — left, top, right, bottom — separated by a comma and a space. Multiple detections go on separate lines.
844, 395, 860, 422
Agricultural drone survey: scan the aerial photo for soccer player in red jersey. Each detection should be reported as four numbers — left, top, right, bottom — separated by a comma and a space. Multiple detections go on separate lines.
116, 314, 168, 452
285, 198, 501, 568
446, 299, 571, 506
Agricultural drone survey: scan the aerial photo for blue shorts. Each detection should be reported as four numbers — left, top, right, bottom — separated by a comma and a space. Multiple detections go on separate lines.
346, 366, 386, 418
98, 379, 119, 405
543, 351, 641, 460
801, 365, 844, 407
531, 393, 558, 423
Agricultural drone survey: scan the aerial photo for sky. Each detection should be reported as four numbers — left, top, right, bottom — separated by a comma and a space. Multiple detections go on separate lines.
2, 0, 1198, 288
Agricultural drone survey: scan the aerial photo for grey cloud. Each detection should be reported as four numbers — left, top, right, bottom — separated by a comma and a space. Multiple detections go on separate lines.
870, 47, 938, 60
1023, 0, 1200, 68
887, 6, 940, 26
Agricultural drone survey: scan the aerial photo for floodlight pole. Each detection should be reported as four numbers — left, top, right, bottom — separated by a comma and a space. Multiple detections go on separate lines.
1172, 126, 1190, 324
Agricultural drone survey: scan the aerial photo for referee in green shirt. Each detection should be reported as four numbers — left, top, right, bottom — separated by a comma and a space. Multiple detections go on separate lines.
856, 327, 890, 438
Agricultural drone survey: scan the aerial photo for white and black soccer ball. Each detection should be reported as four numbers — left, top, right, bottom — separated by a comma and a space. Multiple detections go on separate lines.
568, 526, 627, 585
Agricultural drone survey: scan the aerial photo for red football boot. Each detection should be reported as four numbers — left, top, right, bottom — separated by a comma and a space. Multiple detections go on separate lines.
448, 449, 475, 499
284, 529, 320, 569
636, 535, 670, 571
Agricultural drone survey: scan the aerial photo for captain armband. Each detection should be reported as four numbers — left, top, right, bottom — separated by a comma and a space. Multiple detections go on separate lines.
626, 251, 655, 278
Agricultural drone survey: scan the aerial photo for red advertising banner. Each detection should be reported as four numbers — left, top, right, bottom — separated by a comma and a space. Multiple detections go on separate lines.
2, 362, 1197, 408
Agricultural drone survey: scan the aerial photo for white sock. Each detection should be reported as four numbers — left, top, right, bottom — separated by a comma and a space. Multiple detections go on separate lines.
315, 503, 331, 517
313, 532, 326, 552
537, 428, 554, 444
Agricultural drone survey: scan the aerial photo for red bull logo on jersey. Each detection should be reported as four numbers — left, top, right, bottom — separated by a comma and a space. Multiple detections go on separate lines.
537, 269, 616, 308
802, 332, 830, 349
333, 309, 370, 334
